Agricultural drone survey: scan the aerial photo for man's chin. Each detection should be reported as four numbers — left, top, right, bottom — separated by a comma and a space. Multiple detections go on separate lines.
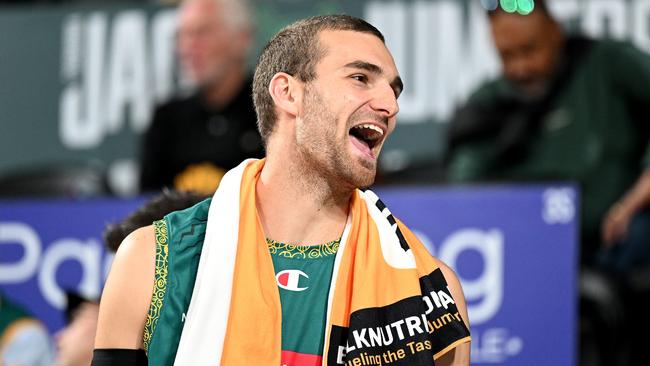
511, 80, 549, 101
352, 168, 376, 189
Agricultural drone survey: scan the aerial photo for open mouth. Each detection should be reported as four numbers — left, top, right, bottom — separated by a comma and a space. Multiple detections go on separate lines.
349, 123, 384, 158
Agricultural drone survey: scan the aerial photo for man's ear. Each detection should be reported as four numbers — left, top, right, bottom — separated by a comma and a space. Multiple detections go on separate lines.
268, 72, 302, 118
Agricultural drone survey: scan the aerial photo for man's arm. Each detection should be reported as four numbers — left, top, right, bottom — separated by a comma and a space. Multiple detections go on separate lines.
602, 168, 650, 246
95, 226, 156, 350
434, 259, 471, 366
602, 42, 650, 246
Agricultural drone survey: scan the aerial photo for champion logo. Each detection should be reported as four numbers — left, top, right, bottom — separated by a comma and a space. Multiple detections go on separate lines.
276, 269, 309, 292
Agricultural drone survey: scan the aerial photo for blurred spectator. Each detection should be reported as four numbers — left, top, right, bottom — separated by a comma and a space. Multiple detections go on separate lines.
447, 0, 650, 272
139, 0, 264, 195
54, 293, 99, 366
103, 189, 207, 252
0, 292, 53, 366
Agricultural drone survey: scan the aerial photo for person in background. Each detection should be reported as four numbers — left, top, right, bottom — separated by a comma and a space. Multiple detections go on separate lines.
139, 0, 264, 195
447, 0, 650, 273
54, 293, 99, 366
0, 292, 53, 366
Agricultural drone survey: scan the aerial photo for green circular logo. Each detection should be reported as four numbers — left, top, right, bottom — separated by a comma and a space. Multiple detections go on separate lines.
497, 0, 535, 15
516, 0, 535, 15
500, 0, 518, 13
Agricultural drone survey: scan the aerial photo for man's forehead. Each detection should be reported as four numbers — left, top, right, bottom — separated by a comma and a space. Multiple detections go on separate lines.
179, 0, 222, 26
316, 30, 399, 74
491, 11, 547, 37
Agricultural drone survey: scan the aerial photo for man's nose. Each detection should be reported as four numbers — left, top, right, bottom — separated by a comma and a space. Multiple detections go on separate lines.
507, 56, 533, 81
369, 83, 399, 118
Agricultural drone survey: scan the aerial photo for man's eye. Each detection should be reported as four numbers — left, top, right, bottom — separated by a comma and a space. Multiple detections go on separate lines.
351, 74, 368, 83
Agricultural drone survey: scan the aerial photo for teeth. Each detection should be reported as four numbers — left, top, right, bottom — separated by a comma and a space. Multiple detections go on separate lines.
354, 124, 384, 136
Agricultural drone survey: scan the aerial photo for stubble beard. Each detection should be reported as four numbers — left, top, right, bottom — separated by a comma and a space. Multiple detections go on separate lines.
296, 86, 377, 190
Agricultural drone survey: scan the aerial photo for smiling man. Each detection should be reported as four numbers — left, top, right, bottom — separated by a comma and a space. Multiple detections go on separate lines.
93, 15, 470, 366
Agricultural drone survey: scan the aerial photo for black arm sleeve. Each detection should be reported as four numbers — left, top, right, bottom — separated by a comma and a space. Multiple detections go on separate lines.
91, 349, 148, 366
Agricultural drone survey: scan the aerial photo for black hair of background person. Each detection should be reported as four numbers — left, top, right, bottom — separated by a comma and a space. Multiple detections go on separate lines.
103, 189, 208, 252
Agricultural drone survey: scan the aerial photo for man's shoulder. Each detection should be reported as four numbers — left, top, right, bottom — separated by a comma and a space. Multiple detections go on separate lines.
584, 37, 648, 62
145, 94, 201, 135
164, 197, 212, 223
155, 93, 200, 112
162, 197, 212, 245
591, 37, 635, 52
465, 77, 510, 106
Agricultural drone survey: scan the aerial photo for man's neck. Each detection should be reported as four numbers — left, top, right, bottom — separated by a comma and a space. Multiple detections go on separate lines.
255, 153, 352, 246
201, 67, 246, 109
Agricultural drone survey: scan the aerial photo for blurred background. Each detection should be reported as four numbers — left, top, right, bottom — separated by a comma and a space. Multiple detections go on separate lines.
1, 0, 649, 365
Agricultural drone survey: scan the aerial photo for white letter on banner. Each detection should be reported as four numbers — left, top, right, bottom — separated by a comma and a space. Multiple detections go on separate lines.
39, 238, 102, 309
150, 9, 178, 105
633, 0, 650, 54
429, 1, 463, 121
0, 222, 41, 283
547, 0, 580, 24
365, 1, 431, 123
106, 11, 151, 134
582, 0, 627, 40
542, 188, 575, 224
440, 229, 504, 325
59, 12, 107, 149
462, 2, 501, 103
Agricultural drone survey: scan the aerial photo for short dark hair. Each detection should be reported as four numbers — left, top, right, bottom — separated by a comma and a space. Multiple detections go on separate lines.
252, 14, 385, 144
103, 189, 208, 252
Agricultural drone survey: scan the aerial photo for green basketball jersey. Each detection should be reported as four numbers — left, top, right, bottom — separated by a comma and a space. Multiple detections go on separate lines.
144, 198, 341, 366
267, 238, 339, 366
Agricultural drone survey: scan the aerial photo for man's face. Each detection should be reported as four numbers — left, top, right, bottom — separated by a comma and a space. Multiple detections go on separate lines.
294, 30, 402, 188
177, 0, 249, 88
54, 302, 99, 366
490, 11, 563, 98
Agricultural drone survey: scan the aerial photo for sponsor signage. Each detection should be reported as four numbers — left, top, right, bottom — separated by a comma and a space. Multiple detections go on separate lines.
0, 185, 576, 365
0, 197, 145, 332
328, 268, 469, 366
377, 185, 578, 366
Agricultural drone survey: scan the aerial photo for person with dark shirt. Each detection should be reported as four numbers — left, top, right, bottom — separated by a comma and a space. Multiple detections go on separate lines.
55, 292, 99, 366
447, 1, 650, 272
139, 0, 264, 194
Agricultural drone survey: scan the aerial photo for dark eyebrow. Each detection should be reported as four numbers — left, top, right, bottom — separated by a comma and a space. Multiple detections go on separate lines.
344, 60, 404, 98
